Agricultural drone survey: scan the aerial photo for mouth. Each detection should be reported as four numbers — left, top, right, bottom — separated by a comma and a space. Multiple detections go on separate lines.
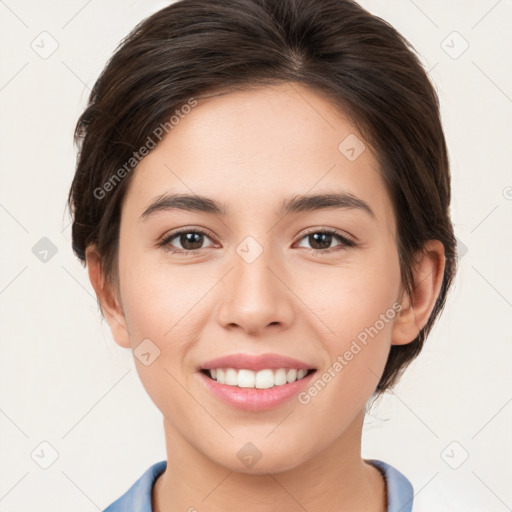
197, 353, 318, 411
199, 367, 317, 389
197, 366, 318, 412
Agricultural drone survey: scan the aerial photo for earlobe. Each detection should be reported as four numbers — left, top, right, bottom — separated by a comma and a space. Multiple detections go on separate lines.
85, 246, 131, 349
391, 240, 446, 346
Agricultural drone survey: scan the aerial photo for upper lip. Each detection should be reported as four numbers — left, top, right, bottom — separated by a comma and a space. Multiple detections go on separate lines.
199, 353, 316, 371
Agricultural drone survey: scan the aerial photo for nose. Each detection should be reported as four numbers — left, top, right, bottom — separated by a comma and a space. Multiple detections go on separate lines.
216, 238, 295, 335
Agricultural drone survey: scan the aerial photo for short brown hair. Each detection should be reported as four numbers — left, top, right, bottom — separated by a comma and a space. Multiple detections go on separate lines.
67, 0, 457, 395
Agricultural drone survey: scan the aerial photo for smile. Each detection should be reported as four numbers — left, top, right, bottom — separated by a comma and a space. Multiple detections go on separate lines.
197, 352, 318, 411
202, 368, 315, 389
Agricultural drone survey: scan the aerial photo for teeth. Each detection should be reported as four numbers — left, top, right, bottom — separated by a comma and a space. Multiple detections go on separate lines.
255, 369, 273, 389
225, 368, 238, 386
275, 368, 287, 385
206, 368, 311, 388
286, 369, 297, 383
239, 369, 256, 388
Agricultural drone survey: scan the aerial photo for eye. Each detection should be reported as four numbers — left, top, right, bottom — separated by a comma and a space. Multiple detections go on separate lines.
295, 229, 356, 254
158, 228, 216, 255
158, 227, 356, 256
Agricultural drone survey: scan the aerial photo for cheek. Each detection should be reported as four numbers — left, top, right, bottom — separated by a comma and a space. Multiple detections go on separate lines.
119, 244, 209, 341
302, 245, 401, 343
298, 243, 401, 397
294, 258, 401, 432
117, 254, 211, 414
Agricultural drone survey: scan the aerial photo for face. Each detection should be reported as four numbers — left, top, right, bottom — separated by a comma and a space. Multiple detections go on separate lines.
112, 83, 404, 473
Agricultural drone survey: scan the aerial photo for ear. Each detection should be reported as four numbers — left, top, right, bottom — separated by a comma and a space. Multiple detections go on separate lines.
85, 245, 131, 348
391, 240, 446, 346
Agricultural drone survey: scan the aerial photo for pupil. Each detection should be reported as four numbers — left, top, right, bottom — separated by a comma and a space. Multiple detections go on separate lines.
181, 232, 203, 250
310, 233, 331, 250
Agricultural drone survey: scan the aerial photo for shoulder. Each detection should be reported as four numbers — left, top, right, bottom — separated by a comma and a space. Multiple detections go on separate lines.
102, 460, 167, 512
365, 459, 414, 512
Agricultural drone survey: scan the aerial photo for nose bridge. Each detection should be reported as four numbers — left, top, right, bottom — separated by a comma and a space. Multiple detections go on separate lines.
217, 234, 293, 332
233, 234, 281, 302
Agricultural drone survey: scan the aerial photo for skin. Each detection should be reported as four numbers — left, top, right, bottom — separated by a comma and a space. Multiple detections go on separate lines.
86, 82, 445, 512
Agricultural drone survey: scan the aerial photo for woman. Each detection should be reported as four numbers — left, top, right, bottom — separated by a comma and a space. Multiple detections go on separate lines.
67, 0, 457, 510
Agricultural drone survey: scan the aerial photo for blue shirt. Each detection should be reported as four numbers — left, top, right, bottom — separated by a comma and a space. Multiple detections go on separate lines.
103, 458, 413, 512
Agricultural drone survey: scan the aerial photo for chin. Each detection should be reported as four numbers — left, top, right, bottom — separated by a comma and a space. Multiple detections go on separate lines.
211, 441, 311, 475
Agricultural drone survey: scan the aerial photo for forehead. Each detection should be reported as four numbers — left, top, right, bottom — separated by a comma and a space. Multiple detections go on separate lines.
121, 83, 394, 229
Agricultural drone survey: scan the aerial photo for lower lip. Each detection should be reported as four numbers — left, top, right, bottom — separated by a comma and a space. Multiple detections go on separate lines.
198, 370, 316, 412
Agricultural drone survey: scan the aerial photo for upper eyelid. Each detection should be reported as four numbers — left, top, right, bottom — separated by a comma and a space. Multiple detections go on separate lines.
160, 226, 216, 241
299, 227, 355, 242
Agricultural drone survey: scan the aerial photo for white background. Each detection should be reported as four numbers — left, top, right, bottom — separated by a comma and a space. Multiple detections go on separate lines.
0, 0, 511, 510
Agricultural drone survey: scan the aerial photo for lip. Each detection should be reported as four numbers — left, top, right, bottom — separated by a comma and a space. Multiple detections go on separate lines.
198, 369, 317, 412
199, 353, 316, 371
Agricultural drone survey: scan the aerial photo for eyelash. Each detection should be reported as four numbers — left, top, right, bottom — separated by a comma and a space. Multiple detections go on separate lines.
157, 227, 357, 256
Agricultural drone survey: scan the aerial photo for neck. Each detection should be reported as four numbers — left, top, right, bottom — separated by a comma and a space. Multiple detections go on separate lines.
153, 409, 387, 512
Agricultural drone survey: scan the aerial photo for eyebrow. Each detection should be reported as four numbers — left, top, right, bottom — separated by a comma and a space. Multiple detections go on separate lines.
140, 191, 375, 221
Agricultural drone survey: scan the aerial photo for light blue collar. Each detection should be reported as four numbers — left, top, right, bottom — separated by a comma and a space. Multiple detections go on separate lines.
367, 459, 414, 512
103, 458, 413, 511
